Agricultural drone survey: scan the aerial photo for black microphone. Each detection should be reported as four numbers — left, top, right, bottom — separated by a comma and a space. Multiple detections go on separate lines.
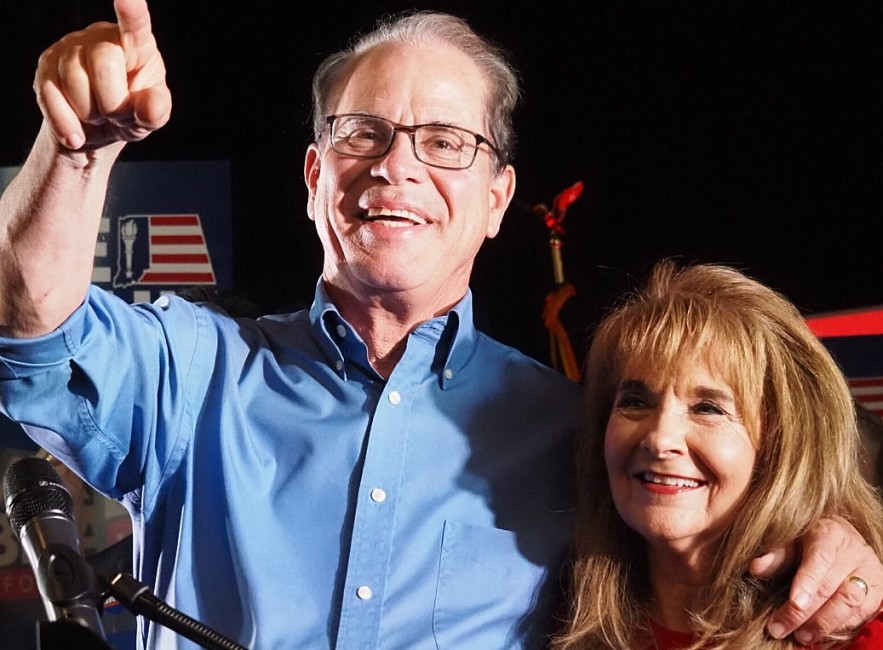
3, 457, 107, 642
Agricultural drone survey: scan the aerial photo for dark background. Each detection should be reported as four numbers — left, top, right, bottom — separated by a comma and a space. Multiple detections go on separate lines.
2, 1, 881, 366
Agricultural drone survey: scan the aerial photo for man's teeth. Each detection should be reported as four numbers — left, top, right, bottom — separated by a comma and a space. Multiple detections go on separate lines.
365, 207, 427, 225
641, 473, 701, 488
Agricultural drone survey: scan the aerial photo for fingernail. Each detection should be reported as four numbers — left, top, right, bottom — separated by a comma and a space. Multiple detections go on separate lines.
66, 133, 85, 150
794, 629, 813, 646
793, 589, 811, 609
768, 623, 785, 639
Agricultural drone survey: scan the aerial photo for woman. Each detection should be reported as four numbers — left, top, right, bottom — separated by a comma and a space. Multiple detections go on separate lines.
553, 261, 883, 649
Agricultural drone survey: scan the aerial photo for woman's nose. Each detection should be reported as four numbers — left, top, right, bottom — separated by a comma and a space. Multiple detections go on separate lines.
639, 408, 689, 457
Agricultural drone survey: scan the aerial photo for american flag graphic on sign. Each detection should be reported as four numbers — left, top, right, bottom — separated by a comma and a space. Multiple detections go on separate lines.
113, 214, 216, 286
3, 159, 232, 305
850, 377, 883, 418
92, 213, 217, 304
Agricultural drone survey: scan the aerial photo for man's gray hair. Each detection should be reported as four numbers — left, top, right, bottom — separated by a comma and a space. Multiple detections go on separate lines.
311, 11, 521, 170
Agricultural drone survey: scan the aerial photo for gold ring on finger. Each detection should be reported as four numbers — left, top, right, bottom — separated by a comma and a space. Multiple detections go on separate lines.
847, 575, 870, 598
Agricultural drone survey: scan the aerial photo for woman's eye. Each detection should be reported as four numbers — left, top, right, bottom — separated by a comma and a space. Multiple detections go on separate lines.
694, 401, 725, 416
614, 394, 647, 409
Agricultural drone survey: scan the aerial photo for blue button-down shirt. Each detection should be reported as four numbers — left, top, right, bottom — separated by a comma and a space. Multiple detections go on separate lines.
0, 283, 580, 649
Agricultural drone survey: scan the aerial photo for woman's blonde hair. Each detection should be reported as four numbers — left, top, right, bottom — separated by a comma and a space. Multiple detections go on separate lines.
552, 260, 883, 649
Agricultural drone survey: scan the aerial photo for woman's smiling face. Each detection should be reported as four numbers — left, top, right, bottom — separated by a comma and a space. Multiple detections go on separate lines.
604, 356, 757, 560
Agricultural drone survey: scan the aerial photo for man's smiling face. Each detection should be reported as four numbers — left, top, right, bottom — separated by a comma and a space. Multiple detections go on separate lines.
304, 41, 515, 310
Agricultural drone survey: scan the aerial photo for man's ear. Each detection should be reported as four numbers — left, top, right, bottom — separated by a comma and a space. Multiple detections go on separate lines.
486, 164, 516, 239
304, 144, 321, 221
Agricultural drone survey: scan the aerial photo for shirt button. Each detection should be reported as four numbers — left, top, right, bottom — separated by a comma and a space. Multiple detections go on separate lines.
388, 391, 401, 405
370, 488, 387, 503
334, 360, 344, 371
156, 295, 170, 310
336, 324, 347, 338
356, 585, 373, 600
443, 368, 454, 380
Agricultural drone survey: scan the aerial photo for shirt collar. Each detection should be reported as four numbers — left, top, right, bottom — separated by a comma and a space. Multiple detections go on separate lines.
308, 279, 477, 388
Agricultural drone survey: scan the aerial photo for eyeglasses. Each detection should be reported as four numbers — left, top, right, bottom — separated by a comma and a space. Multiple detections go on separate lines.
325, 114, 500, 170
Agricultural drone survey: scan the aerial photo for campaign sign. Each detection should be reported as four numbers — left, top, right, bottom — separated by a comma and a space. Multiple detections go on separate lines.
1, 160, 232, 303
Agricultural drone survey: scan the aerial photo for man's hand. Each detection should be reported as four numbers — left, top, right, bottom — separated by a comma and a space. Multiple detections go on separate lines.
34, 0, 171, 151
751, 515, 883, 646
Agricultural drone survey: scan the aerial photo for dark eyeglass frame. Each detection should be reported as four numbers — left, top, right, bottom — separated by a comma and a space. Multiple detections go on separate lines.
325, 114, 500, 170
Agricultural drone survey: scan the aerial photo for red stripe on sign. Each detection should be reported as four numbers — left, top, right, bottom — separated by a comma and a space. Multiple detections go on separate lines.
850, 378, 883, 388
139, 272, 216, 283
0, 566, 40, 601
150, 215, 200, 226
806, 308, 883, 337
850, 378, 883, 418
151, 254, 211, 264
151, 235, 205, 245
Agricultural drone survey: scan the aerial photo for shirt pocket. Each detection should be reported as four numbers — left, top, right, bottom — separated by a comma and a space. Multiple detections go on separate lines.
432, 520, 549, 649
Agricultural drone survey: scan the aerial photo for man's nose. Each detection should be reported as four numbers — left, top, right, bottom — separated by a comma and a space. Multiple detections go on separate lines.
371, 131, 425, 182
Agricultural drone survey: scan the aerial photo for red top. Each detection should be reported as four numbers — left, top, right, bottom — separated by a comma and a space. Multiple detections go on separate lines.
846, 612, 883, 649
648, 613, 883, 649
648, 619, 693, 649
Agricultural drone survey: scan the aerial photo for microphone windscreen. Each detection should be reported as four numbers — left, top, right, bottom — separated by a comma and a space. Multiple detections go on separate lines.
3, 457, 74, 538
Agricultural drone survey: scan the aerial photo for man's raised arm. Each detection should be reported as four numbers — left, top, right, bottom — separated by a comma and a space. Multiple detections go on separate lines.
0, 0, 170, 337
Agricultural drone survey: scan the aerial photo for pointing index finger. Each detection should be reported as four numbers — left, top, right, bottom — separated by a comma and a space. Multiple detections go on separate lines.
114, 0, 154, 50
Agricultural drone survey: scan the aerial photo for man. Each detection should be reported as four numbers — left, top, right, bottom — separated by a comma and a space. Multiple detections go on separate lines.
0, 1, 880, 647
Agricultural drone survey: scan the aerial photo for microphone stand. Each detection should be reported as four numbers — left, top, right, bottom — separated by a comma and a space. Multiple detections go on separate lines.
99, 573, 249, 650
